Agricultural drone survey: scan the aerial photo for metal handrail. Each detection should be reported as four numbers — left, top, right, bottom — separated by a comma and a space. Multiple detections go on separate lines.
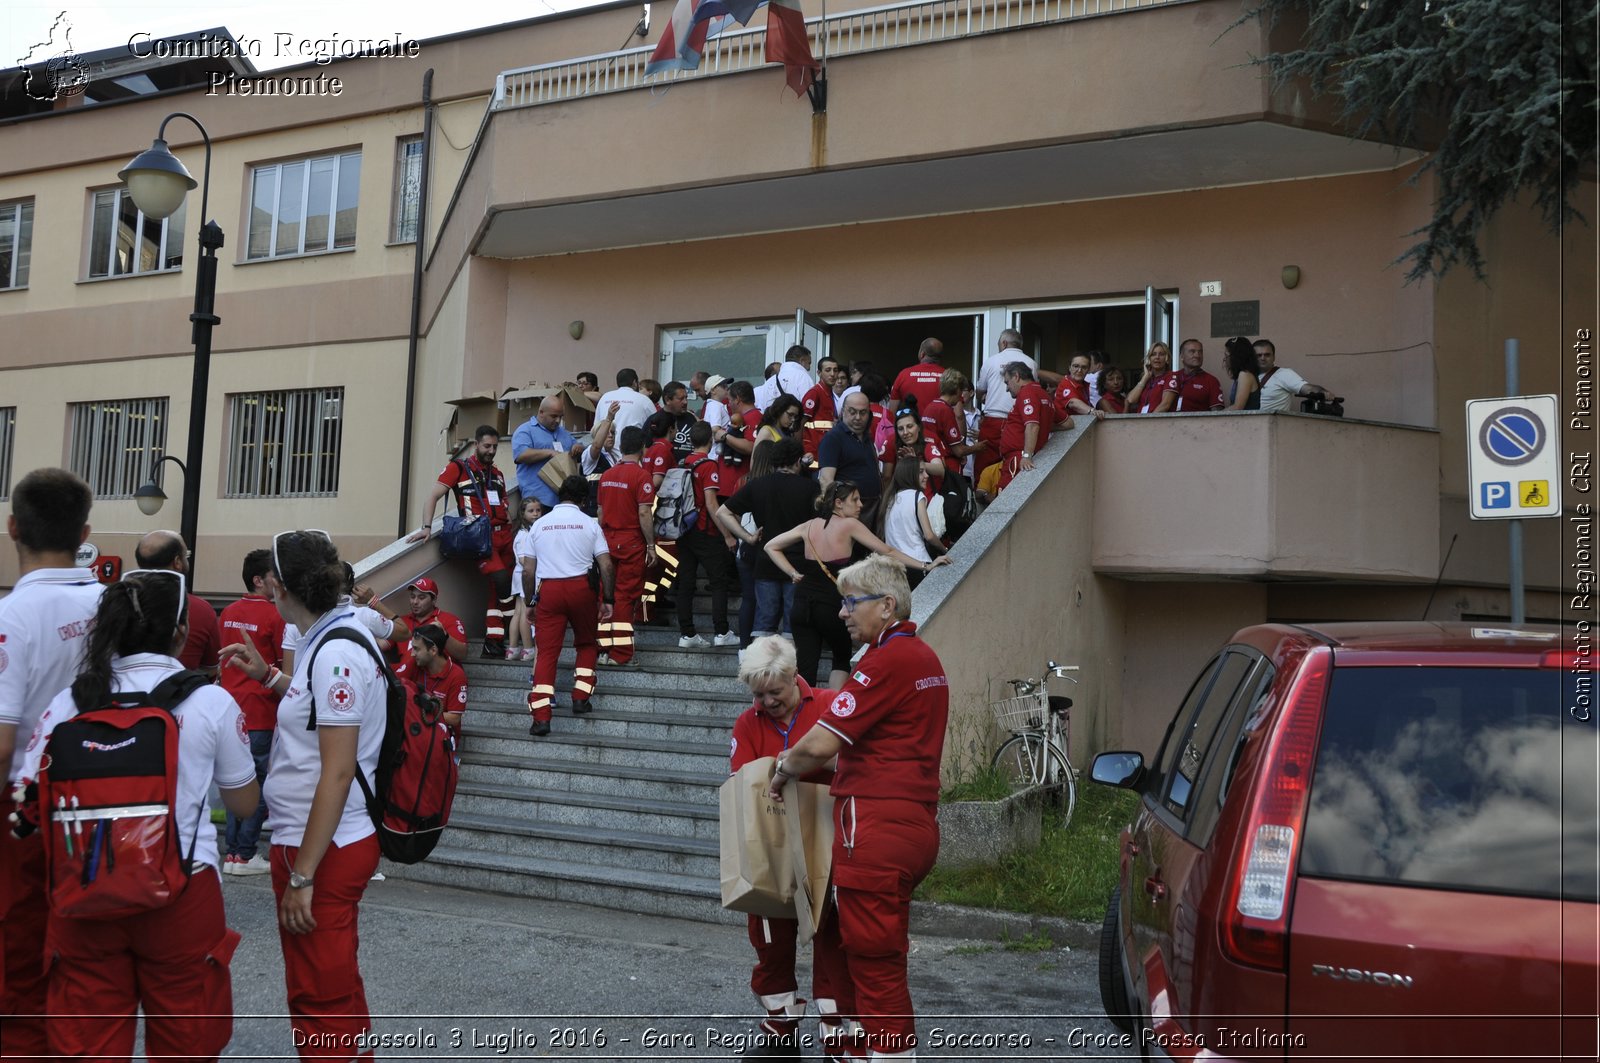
494, 0, 1186, 108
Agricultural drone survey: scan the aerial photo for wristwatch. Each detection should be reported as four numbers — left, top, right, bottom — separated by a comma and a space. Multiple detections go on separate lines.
288, 871, 314, 890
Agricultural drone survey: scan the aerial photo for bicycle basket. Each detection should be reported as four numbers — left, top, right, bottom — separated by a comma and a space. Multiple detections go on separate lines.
990, 694, 1043, 735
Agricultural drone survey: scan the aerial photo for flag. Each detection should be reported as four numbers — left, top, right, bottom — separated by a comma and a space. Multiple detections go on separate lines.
645, 0, 763, 75
332, 665, 350, 677
765, 0, 819, 98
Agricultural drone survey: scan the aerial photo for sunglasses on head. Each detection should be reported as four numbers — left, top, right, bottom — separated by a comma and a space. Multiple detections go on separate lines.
120, 568, 189, 627
271, 529, 333, 582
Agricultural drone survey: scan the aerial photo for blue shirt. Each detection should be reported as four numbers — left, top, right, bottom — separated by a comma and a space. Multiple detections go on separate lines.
511, 417, 577, 507
817, 422, 880, 502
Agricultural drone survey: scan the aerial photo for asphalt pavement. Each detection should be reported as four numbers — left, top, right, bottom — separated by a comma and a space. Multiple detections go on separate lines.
211, 872, 1139, 1061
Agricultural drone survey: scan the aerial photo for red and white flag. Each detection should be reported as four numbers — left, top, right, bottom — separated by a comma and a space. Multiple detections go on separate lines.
764, 0, 819, 97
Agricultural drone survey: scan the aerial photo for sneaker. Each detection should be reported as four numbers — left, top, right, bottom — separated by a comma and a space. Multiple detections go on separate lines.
521, 648, 535, 661
233, 853, 270, 877
222, 854, 243, 876
528, 718, 551, 737
481, 639, 506, 659
598, 655, 640, 670
713, 632, 741, 647
571, 699, 593, 715
678, 634, 710, 648
370, 871, 386, 882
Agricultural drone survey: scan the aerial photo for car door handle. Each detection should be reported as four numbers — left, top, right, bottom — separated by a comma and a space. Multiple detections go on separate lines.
1143, 875, 1167, 902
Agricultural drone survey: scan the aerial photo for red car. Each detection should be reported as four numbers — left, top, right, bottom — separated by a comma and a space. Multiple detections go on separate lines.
1092, 622, 1597, 1060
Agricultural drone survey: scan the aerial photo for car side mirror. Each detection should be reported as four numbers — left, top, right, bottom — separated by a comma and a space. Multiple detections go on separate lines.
1091, 751, 1146, 790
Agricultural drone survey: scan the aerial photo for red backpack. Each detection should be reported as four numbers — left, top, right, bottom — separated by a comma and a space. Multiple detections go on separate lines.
34, 670, 212, 918
307, 629, 458, 864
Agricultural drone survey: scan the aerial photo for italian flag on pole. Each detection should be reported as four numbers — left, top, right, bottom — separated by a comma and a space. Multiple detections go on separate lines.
765, 0, 819, 98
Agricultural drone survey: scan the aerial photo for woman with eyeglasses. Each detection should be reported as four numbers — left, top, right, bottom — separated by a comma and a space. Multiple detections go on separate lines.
221, 530, 386, 1061
764, 481, 950, 689
21, 569, 260, 1062
765, 554, 949, 1062
756, 394, 803, 446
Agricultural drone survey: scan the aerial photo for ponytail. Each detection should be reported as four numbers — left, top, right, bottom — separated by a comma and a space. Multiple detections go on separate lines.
71, 573, 187, 711
816, 479, 860, 517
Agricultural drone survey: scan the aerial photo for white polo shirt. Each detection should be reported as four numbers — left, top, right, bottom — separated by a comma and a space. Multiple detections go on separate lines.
23, 653, 256, 870
0, 568, 104, 783
976, 351, 1038, 417
526, 503, 609, 579
281, 601, 393, 653
776, 361, 813, 401
1258, 366, 1309, 413
597, 387, 659, 439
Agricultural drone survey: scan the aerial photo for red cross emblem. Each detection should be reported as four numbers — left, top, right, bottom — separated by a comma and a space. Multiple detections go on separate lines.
328, 680, 355, 711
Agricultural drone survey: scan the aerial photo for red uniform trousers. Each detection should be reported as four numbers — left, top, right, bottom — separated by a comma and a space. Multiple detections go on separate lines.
45, 866, 238, 1062
270, 836, 380, 1062
747, 910, 846, 1039
528, 576, 600, 722
997, 451, 1025, 491
640, 541, 679, 622
0, 799, 49, 1063
480, 524, 518, 642
830, 796, 939, 1058
599, 533, 645, 664
974, 416, 1005, 482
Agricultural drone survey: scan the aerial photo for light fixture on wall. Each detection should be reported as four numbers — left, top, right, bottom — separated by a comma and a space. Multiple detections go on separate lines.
569, 320, 585, 340
1281, 265, 1301, 289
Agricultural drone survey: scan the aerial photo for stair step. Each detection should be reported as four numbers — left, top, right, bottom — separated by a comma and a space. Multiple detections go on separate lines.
442, 812, 718, 876
461, 705, 739, 744
463, 660, 743, 694
459, 721, 730, 773
452, 780, 719, 840
460, 750, 723, 802
380, 845, 739, 926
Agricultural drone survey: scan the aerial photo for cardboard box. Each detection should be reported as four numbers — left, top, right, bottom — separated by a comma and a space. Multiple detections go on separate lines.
501, 382, 596, 435
445, 389, 512, 448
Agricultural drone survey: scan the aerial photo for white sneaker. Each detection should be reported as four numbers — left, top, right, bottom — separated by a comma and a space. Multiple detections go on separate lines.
231, 853, 270, 877
712, 632, 740, 647
678, 634, 709, 648
370, 871, 386, 882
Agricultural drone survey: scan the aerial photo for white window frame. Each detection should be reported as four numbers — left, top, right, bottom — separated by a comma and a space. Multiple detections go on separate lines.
390, 135, 423, 244
247, 150, 362, 261
68, 397, 169, 500
225, 387, 345, 498
0, 407, 15, 500
0, 199, 35, 290
87, 186, 185, 280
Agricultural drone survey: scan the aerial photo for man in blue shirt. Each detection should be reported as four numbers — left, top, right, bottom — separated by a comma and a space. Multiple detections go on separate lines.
512, 396, 577, 508
817, 391, 882, 525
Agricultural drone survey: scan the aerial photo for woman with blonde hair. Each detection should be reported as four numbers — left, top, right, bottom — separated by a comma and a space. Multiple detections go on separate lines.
1126, 340, 1178, 414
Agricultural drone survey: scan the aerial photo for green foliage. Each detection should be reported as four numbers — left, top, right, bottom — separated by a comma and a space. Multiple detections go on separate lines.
1001, 929, 1057, 952
1234, 0, 1597, 282
916, 783, 1140, 920
939, 763, 1014, 803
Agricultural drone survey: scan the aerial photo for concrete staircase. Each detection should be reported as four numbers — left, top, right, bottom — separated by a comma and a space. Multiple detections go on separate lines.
383, 603, 761, 924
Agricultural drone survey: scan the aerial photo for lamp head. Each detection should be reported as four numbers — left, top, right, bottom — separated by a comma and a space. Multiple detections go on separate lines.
118, 138, 196, 220
134, 481, 168, 517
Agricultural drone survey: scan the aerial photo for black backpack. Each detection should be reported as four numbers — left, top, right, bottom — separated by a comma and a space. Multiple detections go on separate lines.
940, 470, 979, 542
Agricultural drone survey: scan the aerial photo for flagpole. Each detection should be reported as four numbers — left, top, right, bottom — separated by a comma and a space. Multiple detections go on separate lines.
807, 0, 827, 113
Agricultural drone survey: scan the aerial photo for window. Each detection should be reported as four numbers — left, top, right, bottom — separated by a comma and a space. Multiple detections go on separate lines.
390, 136, 423, 243
247, 151, 362, 260
0, 199, 34, 289
68, 397, 168, 499
0, 407, 14, 500
226, 387, 344, 497
88, 187, 185, 278
1161, 650, 1253, 819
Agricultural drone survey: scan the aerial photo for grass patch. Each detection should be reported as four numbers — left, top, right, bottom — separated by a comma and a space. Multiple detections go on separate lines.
1000, 930, 1055, 953
916, 782, 1139, 920
939, 764, 1014, 803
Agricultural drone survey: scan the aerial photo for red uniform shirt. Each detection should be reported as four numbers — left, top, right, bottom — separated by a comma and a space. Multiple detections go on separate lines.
1000, 383, 1053, 456
876, 435, 946, 495
597, 461, 654, 538
816, 621, 948, 802
729, 678, 836, 785
180, 594, 222, 672
1168, 369, 1224, 412
1053, 377, 1090, 414
684, 453, 722, 534
800, 383, 838, 457
644, 439, 674, 482
720, 408, 763, 486
889, 364, 944, 414
395, 657, 469, 737
218, 594, 286, 731
921, 399, 962, 453
396, 606, 468, 672
1099, 392, 1127, 415
439, 455, 509, 525
1136, 371, 1179, 413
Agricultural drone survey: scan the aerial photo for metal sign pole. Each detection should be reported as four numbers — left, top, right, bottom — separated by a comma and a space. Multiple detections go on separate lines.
1507, 338, 1524, 624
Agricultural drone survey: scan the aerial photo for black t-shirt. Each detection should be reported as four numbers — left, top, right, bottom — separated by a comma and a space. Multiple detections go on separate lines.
667, 412, 698, 463
722, 472, 820, 581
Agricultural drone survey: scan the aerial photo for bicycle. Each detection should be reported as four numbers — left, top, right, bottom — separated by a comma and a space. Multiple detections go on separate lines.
989, 661, 1079, 823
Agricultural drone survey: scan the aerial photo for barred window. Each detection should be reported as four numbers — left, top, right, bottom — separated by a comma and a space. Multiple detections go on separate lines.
226, 387, 344, 498
390, 136, 423, 243
0, 200, 33, 289
68, 398, 169, 499
247, 151, 361, 260
0, 407, 15, 500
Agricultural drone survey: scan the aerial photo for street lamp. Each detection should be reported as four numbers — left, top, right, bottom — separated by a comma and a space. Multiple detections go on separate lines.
134, 455, 189, 517
119, 112, 222, 576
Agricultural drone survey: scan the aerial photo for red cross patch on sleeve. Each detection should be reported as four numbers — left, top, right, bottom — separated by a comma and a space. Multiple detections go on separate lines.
327, 679, 357, 714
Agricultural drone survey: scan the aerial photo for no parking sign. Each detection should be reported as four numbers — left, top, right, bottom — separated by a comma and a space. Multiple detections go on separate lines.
1466, 395, 1562, 519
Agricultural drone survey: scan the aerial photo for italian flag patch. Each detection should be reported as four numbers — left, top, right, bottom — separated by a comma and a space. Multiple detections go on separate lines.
332, 665, 350, 677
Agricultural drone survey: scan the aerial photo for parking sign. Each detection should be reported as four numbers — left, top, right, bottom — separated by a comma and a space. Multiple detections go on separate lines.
1466, 395, 1561, 519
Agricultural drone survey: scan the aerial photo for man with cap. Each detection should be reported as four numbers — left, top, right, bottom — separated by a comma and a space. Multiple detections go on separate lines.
523, 475, 616, 736
390, 577, 468, 672
702, 375, 733, 459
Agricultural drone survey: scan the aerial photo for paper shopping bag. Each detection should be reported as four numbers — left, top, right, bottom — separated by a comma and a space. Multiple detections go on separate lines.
719, 756, 834, 941
538, 450, 579, 492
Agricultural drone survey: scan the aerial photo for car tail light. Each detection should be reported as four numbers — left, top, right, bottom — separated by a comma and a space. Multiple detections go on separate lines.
1222, 647, 1331, 970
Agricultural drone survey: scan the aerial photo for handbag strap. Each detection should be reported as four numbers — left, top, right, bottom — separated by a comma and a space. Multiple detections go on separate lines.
786, 783, 817, 944
807, 521, 839, 589
453, 459, 487, 517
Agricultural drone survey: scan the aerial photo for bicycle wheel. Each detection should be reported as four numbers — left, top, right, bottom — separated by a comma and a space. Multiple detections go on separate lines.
991, 735, 1076, 823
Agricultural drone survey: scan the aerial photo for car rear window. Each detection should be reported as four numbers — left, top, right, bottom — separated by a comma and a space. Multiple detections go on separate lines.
1301, 666, 1595, 901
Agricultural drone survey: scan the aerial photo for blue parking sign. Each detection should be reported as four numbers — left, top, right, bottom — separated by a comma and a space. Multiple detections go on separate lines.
1480, 482, 1511, 510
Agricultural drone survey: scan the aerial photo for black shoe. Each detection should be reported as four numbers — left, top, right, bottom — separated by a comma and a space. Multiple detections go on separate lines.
482, 639, 506, 659
571, 699, 593, 715
741, 1033, 801, 1061
528, 719, 551, 736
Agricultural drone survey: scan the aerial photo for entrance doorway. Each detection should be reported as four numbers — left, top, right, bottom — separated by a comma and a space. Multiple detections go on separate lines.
1013, 304, 1145, 379
826, 314, 979, 386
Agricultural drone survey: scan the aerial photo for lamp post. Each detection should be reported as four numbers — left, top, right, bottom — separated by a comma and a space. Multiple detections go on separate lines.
118, 112, 222, 576
133, 455, 189, 517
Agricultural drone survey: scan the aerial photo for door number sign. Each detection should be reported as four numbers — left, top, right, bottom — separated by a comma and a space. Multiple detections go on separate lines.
1467, 396, 1561, 519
